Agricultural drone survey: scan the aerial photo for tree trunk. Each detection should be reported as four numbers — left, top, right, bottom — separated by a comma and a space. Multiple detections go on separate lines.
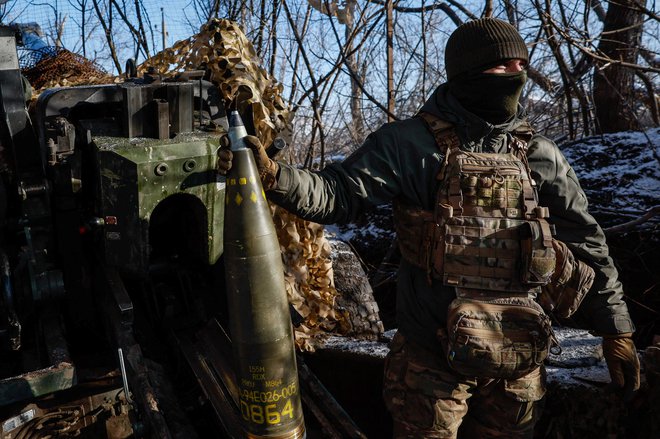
386, 0, 394, 122
92, 0, 122, 74
592, 0, 643, 133
269, 0, 279, 77
81, 0, 86, 57
345, 1, 364, 140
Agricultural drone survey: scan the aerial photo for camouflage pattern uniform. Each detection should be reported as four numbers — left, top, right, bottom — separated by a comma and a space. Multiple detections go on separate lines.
383, 332, 544, 438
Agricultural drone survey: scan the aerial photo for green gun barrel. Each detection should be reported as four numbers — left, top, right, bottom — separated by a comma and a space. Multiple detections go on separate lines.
223, 111, 305, 439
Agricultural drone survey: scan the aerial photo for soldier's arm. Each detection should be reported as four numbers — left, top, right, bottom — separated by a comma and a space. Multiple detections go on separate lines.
268, 124, 405, 225
527, 136, 635, 335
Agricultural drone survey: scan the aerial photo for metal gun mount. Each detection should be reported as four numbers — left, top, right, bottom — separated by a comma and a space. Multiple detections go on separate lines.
0, 24, 374, 439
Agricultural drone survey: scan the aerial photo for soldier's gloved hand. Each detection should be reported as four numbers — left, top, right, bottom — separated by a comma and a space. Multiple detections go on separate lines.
216, 134, 232, 175
602, 333, 640, 401
217, 134, 279, 190
244, 135, 279, 191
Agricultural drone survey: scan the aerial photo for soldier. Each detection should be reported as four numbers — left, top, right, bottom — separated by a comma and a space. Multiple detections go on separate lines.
218, 18, 640, 439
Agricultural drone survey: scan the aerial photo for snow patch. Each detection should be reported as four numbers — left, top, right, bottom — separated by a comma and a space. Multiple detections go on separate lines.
559, 128, 660, 218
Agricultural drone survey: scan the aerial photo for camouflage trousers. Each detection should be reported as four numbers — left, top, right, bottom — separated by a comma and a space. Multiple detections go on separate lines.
383, 331, 546, 439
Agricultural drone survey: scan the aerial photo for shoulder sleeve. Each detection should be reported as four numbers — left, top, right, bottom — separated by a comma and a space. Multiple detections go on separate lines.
527, 135, 634, 334
268, 122, 408, 225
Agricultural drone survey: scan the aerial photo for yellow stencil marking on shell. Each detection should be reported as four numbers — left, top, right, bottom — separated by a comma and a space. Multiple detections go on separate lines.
230, 178, 236, 186
234, 193, 243, 205
261, 189, 266, 200
239, 177, 247, 185
250, 191, 257, 203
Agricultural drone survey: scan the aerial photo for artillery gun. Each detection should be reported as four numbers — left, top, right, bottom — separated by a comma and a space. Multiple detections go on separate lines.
0, 24, 381, 438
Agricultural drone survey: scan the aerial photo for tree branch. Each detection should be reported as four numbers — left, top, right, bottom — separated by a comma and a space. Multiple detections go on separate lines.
91, 0, 122, 74
364, 0, 468, 24
325, 1, 399, 121
281, 0, 326, 168
604, 206, 660, 234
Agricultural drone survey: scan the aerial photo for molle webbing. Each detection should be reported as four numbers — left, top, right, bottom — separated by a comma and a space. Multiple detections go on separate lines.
394, 113, 554, 293
443, 152, 533, 218
418, 113, 458, 153
393, 203, 434, 271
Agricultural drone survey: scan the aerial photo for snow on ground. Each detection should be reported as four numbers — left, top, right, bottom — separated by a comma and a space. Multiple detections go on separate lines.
318, 332, 393, 359
318, 327, 613, 386
545, 328, 611, 387
559, 128, 660, 218
325, 221, 392, 243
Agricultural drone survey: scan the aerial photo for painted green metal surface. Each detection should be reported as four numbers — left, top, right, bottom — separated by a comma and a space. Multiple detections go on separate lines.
95, 132, 226, 274
0, 362, 75, 406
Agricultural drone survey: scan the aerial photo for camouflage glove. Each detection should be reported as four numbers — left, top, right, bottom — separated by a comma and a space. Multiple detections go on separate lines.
216, 135, 279, 191
602, 333, 640, 400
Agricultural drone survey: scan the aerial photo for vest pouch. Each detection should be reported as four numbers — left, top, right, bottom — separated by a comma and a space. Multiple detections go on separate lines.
393, 201, 437, 272
443, 216, 528, 292
538, 240, 595, 318
520, 219, 555, 285
446, 297, 555, 379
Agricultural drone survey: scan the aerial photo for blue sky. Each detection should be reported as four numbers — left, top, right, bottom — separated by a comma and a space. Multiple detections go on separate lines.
4, 0, 204, 72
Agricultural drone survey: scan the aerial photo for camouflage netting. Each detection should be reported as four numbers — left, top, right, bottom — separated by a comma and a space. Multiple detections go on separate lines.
273, 207, 353, 350
138, 18, 289, 150
22, 48, 117, 92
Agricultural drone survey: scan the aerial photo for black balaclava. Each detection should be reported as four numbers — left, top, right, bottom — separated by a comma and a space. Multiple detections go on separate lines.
450, 69, 527, 124
444, 18, 529, 124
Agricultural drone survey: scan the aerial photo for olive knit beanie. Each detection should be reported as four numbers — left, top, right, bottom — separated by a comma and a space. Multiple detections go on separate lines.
445, 18, 528, 81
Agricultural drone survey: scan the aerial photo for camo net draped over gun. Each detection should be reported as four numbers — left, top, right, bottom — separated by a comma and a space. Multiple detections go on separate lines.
20, 18, 374, 351
139, 19, 356, 351
138, 18, 287, 150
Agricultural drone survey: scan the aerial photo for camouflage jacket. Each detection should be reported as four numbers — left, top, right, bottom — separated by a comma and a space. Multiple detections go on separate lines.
269, 83, 634, 352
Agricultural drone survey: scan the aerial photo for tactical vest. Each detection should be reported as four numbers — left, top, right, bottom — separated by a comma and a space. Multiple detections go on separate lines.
393, 112, 556, 296
394, 113, 565, 378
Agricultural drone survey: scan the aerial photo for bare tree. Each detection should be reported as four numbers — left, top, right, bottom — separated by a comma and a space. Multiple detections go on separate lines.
525, 0, 657, 138
91, 0, 122, 73
0, 0, 20, 25
344, 0, 365, 138
282, 0, 325, 168
386, 0, 394, 121
15, 0, 657, 151
307, 1, 371, 149
269, 0, 280, 76
25, 1, 68, 49
592, 0, 645, 133
68, 0, 89, 56
255, 0, 267, 54
104, 0, 149, 60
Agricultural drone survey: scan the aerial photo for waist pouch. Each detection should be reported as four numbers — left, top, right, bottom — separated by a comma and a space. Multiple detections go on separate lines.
445, 296, 557, 379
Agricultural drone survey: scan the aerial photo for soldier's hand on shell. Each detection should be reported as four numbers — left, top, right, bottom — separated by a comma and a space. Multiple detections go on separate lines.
243, 135, 270, 168
216, 134, 232, 175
